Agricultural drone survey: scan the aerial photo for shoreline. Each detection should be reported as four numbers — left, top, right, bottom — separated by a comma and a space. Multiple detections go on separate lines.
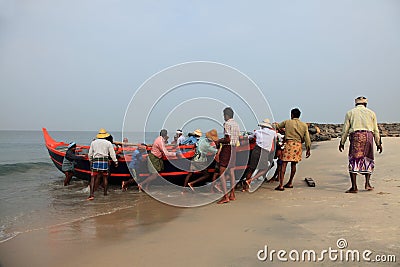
0, 138, 399, 266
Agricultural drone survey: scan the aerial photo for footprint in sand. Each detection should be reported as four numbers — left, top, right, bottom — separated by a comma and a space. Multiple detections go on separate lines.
377, 192, 391, 195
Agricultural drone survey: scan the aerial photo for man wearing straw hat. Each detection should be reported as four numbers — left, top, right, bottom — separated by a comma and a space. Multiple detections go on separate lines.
243, 119, 277, 191
339, 96, 383, 193
181, 129, 202, 145
87, 128, 118, 200
183, 129, 219, 191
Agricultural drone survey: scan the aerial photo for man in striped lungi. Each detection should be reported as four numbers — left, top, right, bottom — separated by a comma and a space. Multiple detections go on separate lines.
339, 96, 383, 193
87, 128, 118, 200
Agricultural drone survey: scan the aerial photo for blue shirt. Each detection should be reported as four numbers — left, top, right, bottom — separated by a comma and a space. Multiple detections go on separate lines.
128, 149, 145, 169
181, 136, 198, 145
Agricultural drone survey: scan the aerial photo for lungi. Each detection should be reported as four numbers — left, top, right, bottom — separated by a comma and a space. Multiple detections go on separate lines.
91, 157, 109, 171
219, 145, 236, 168
282, 140, 303, 162
62, 157, 74, 172
147, 153, 164, 174
348, 130, 375, 174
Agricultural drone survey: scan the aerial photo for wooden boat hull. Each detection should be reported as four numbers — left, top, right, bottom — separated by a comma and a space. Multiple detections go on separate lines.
42, 128, 254, 185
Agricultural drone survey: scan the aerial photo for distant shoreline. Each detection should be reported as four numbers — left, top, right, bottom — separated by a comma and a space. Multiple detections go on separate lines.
1, 123, 400, 142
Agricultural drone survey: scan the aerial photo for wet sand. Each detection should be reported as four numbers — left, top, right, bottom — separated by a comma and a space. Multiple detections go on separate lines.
1, 138, 399, 266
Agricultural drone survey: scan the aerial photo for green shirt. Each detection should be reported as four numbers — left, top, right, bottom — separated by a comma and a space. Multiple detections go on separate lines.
340, 105, 381, 146
277, 118, 311, 150
193, 137, 218, 163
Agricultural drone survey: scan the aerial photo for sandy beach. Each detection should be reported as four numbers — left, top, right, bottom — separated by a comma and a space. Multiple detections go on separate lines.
1, 138, 399, 267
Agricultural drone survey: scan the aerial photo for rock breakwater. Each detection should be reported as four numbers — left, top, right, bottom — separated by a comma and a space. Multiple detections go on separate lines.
308, 123, 400, 142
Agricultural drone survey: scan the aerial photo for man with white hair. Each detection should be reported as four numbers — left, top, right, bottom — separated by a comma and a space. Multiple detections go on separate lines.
339, 96, 383, 193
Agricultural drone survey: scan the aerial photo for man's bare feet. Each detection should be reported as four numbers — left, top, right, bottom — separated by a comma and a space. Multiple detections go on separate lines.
283, 183, 293, 188
365, 185, 374, 191
246, 179, 251, 188
241, 180, 249, 192
217, 198, 230, 204
345, 188, 358, 193
87, 196, 94, 201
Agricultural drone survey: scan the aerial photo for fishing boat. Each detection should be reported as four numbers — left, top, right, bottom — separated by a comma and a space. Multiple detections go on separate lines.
42, 128, 254, 185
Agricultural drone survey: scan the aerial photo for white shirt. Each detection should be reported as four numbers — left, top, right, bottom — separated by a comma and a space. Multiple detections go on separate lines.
249, 127, 277, 151
88, 139, 117, 163
177, 135, 186, 145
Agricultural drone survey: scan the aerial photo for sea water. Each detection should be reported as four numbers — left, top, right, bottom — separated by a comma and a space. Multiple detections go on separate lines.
0, 130, 158, 243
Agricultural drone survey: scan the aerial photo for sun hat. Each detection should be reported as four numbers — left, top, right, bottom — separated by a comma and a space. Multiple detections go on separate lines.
193, 129, 203, 137
96, 128, 111, 139
67, 142, 76, 149
258, 119, 273, 128
176, 129, 183, 134
205, 129, 219, 142
355, 96, 368, 104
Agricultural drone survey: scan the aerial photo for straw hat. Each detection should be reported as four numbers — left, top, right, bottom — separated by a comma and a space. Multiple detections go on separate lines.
96, 128, 110, 139
355, 96, 368, 104
193, 129, 203, 137
258, 119, 273, 128
206, 129, 219, 142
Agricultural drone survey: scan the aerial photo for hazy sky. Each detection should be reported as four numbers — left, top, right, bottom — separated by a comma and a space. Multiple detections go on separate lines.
1, 0, 399, 132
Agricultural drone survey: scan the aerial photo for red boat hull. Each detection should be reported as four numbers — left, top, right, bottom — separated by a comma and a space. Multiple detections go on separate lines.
42, 128, 254, 185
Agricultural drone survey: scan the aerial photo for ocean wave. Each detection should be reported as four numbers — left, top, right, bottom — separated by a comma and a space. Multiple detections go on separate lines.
0, 161, 54, 176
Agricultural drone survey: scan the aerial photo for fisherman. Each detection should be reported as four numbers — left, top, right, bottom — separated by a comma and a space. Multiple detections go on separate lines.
138, 129, 180, 191
181, 129, 202, 145
176, 129, 186, 145
268, 129, 285, 183
87, 128, 118, 200
61, 142, 82, 186
217, 107, 240, 204
339, 96, 383, 193
183, 129, 219, 191
274, 108, 311, 191
243, 119, 277, 191
122, 143, 147, 191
